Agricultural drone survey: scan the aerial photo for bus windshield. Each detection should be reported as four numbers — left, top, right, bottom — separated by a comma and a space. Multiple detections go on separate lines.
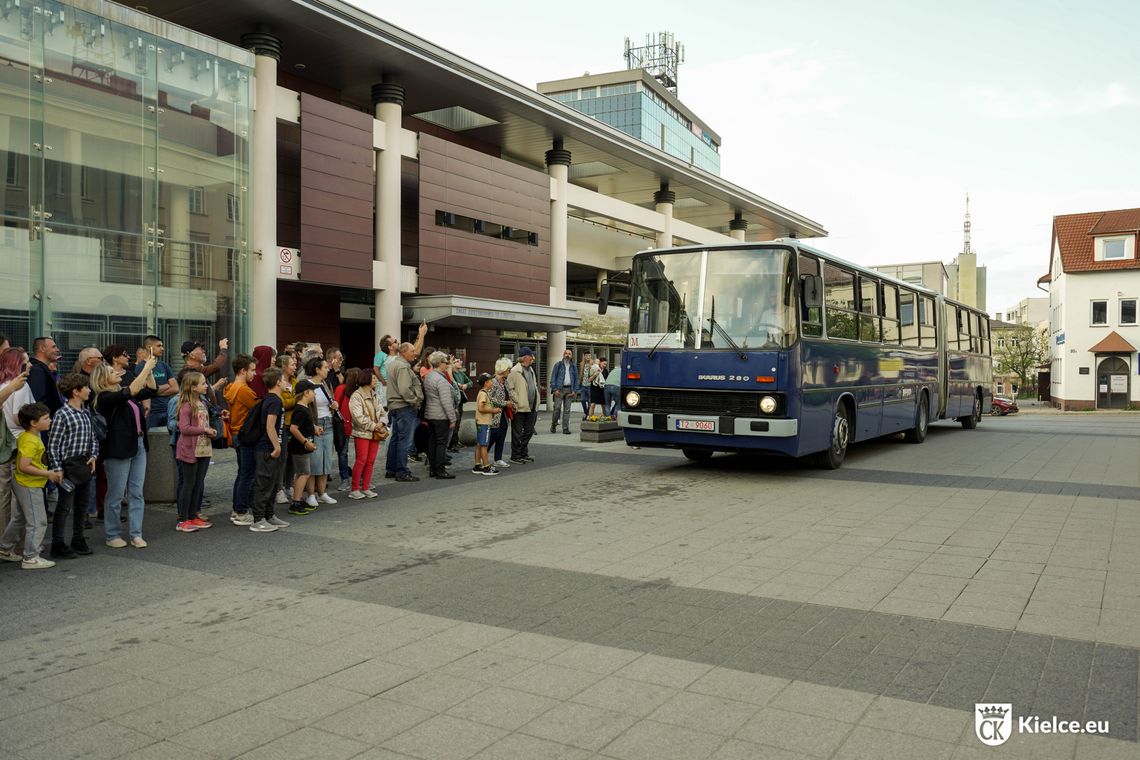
628, 247, 795, 350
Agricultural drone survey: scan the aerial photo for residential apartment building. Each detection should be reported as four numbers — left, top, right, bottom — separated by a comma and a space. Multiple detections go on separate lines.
1044, 208, 1140, 410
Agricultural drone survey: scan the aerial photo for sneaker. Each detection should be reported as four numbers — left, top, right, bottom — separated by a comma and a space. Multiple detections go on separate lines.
71, 538, 93, 555
105, 538, 127, 549
189, 517, 213, 529
21, 556, 55, 570
494, 460, 510, 469
336, 481, 351, 492
130, 537, 148, 548
267, 515, 291, 528
83, 519, 93, 529
230, 512, 253, 526
0, 548, 22, 562
317, 492, 337, 505
523, 456, 535, 463
288, 502, 309, 515
363, 489, 378, 498
176, 521, 199, 533
471, 466, 485, 475
385, 472, 396, 479
304, 494, 318, 508
51, 542, 79, 559
195, 511, 209, 522
509, 457, 528, 465
563, 429, 571, 435
275, 489, 288, 504
433, 471, 456, 479
550, 425, 556, 434
348, 490, 366, 500
482, 467, 499, 476
408, 453, 422, 462
395, 473, 420, 482
249, 519, 278, 533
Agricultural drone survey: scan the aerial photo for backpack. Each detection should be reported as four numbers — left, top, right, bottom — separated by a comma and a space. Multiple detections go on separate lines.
166, 395, 179, 436
237, 398, 266, 446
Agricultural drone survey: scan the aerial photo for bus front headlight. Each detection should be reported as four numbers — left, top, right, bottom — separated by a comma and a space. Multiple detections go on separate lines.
625, 391, 641, 408
759, 395, 778, 415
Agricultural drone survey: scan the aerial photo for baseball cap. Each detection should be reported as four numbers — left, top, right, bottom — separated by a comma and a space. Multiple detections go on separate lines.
475, 372, 494, 384
293, 379, 318, 395
518, 347, 535, 357
180, 340, 202, 355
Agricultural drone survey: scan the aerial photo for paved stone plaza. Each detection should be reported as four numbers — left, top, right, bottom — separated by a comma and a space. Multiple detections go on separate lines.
1, 412, 1138, 759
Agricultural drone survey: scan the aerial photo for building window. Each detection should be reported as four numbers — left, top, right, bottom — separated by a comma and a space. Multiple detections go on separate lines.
189, 239, 207, 278
1122, 299, 1137, 325
226, 193, 240, 223
1104, 238, 1126, 260
4, 153, 18, 186
189, 187, 205, 215
226, 248, 239, 281
1091, 300, 1108, 325
435, 209, 539, 246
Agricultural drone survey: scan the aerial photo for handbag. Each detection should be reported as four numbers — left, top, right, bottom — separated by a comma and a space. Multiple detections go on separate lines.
206, 399, 227, 449
372, 426, 389, 442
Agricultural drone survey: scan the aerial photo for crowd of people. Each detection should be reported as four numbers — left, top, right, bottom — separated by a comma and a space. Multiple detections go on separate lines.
0, 330, 619, 569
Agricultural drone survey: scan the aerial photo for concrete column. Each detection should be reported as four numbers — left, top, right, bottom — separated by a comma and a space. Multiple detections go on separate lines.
372, 82, 405, 346
241, 30, 281, 349
654, 182, 675, 249
545, 139, 571, 382
167, 186, 191, 289
729, 211, 748, 242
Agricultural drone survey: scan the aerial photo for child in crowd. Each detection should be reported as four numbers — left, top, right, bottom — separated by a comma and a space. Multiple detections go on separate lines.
175, 372, 216, 533
287, 380, 318, 516
0, 403, 61, 569
472, 373, 498, 476
248, 368, 290, 533
47, 374, 99, 558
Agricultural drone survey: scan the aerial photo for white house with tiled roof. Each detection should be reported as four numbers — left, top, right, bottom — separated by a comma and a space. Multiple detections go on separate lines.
1043, 208, 1140, 409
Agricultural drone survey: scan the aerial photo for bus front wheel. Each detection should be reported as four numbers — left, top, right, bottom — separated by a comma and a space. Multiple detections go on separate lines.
904, 392, 929, 444
682, 449, 713, 462
816, 404, 850, 469
960, 393, 982, 430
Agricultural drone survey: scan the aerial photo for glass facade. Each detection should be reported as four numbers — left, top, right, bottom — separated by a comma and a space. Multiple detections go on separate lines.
0, 0, 251, 367
550, 82, 721, 174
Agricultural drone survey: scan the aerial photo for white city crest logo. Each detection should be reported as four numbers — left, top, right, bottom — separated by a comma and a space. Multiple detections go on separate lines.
976, 703, 1012, 746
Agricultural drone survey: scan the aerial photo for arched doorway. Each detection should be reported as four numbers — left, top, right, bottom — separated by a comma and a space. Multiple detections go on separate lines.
1096, 356, 1130, 409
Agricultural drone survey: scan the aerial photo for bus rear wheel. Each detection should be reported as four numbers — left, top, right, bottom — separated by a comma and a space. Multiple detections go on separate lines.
816, 404, 850, 469
904, 392, 929, 444
682, 449, 713, 462
960, 393, 982, 430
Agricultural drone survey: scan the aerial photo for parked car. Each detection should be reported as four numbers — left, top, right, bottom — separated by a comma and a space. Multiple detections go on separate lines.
991, 397, 1019, 415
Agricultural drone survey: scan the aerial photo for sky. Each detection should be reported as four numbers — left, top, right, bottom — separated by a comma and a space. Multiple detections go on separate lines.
354, 0, 1140, 316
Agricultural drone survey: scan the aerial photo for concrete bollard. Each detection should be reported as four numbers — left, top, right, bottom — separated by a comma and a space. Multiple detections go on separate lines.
143, 429, 177, 504
458, 417, 477, 447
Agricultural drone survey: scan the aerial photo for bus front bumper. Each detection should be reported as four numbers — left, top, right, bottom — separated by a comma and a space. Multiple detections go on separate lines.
618, 412, 798, 438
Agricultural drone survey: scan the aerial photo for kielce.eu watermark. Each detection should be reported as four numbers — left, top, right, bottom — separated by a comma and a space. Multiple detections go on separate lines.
976, 704, 1110, 747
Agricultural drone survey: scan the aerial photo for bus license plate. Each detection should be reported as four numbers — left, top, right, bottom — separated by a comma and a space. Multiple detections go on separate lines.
676, 419, 715, 432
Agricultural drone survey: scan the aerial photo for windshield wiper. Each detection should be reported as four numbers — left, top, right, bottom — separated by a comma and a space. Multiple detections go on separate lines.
708, 296, 747, 361
649, 295, 686, 359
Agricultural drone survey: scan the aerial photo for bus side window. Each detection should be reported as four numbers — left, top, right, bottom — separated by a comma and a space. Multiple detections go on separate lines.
921, 297, 937, 348
798, 253, 823, 337
981, 316, 991, 355
972, 313, 983, 353
823, 263, 858, 340
882, 284, 900, 345
858, 276, 880, 343
900, 291, 919, 346
959, 308, 972, 352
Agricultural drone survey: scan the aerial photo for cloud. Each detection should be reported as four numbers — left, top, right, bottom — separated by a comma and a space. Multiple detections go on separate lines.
972, 82, 1135, 120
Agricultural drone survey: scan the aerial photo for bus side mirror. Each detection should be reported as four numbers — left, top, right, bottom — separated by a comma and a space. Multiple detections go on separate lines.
598, 282, 611, 315
801, 275, 823, 309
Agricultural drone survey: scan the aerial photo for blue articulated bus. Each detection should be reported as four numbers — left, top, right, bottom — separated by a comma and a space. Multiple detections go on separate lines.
604, 242, 992, 468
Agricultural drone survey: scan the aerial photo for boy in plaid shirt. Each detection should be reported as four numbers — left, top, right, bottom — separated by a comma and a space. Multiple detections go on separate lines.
46, 373, 99, 558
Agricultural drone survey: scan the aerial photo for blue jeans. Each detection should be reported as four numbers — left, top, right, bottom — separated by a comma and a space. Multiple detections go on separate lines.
386, 406, 418, 476
104, 446, 147, 540
232, 441, 257, 514
311, 417, 335, 476
337, 446, 351, 482
604, 385, 619, 417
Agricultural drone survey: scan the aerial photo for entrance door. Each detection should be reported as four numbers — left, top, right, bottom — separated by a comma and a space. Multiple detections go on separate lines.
1096, 357, 1130, 409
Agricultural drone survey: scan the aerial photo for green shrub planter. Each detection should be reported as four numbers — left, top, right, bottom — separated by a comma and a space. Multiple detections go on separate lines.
580, 418, 622, 443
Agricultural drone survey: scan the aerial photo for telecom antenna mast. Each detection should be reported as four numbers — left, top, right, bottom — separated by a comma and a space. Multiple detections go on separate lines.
624, 32, 685, 94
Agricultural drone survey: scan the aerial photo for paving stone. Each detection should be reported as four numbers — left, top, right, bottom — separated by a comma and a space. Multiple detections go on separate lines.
383, 714, 508, 760
318, 658, 423, 696
601, 719, 725, 760
570, 675, 677, 717
315, 696, 435, 745
648, 690, 760, 736
520, 701, 638, 752
18, 719, 155, 760
501, 662, 604, 700
832, 725, 954, 760
447, 685, 560, 731
115, 693, 234, 740
470, 733, 591, 760
687, 667, 789, 706
735, 707, 855, 758
252, 682, 369, 723
167, 710, 300, 757
381, 673, 488, 713
776, 680, 875, 723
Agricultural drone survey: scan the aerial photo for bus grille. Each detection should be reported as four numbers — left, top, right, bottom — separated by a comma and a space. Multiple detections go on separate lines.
634, 389, 759, 416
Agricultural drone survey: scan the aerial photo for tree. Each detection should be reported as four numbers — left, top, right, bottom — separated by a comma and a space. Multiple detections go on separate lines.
994, 323, 1048, 395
